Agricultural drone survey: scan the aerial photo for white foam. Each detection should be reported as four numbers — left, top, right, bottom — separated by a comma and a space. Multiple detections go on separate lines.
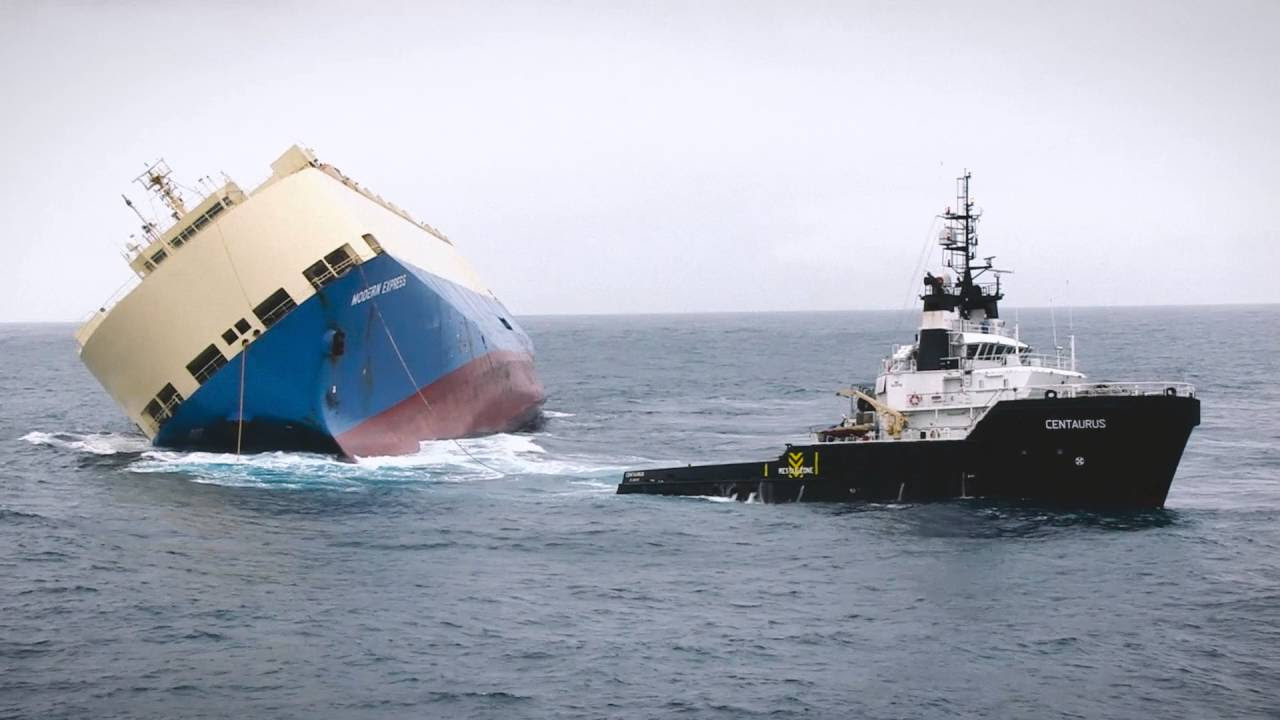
126, 434, 637, 489
21, 431, 151, 455
23, 427, 644, 491
565, 479, 618, 493
542, 410, 576, 418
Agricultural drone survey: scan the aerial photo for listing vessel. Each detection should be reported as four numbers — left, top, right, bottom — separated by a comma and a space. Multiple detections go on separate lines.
618, 173, 1199, 508
77, 146, 545, 457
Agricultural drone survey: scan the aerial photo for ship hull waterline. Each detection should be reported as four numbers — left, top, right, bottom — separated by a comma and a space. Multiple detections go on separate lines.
618, 395, 1200, 509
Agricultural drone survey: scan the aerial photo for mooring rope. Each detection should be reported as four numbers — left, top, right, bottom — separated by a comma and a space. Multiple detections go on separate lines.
353, 262, 502, 476
236, 339, 248, 456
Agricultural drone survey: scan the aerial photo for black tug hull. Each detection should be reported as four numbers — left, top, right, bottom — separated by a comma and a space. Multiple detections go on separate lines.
618, 395, 1200, 509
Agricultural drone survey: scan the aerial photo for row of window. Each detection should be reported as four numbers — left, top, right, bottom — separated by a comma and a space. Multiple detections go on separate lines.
964, 343, 1018, 359
142, 197, 233, 273
182, 287, 296, 390
171, 199, 228, 248
150, 233, 387, 426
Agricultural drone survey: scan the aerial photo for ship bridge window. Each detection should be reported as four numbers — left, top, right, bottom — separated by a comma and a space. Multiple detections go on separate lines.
164, 197, 230, 250
362, 233, 384, 255
967, 343, 1016, 359
150, 249, 168, 266
254, 288, 297, 328
186, 345, 228, 385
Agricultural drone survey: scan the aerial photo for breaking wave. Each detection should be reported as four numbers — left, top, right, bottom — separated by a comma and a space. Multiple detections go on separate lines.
20, 431, 151, 455
23, 430, 635, 491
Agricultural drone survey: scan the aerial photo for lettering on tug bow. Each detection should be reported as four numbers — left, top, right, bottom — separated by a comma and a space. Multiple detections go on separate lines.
1045, 418, 1107, 430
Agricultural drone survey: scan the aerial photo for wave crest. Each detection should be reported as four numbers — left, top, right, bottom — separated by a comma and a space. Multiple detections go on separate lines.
21, 431, 151, 455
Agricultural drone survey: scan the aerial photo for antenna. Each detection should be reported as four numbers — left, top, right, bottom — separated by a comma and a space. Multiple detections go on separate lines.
938, 170, 980, 285
122, 194, 160, 243
927, 170, 1003, 319
1066, 280, 1076, 371
1066, 280, 1075, 332
133, 160, 187, 221
1050, 300, 1059, 350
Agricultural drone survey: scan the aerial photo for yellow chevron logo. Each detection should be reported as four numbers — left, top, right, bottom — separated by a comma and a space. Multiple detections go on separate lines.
778, 451, 817, 477
788, 451, 804, 474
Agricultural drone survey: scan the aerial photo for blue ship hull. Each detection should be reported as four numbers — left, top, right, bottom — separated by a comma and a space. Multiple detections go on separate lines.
154, 253, 545, 456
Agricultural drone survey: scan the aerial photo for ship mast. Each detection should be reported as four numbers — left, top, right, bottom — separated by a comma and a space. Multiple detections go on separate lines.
923, 171, 1004, 319
134, 160, 187, 222
939, 170, 985, 293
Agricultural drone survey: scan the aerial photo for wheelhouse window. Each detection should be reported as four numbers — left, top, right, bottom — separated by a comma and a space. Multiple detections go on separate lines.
186, 345, 228, 385
253, 288, 297, 328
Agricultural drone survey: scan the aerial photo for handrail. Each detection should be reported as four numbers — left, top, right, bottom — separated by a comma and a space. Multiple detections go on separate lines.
901, 380, 1195, 412
1024, 381, 1196, 398
947, 319, 1017, 339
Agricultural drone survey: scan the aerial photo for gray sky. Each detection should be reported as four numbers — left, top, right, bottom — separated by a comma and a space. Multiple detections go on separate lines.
2, 0, 1277, 321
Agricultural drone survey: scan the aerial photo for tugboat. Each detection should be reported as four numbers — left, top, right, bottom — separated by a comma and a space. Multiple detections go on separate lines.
617, 172, 1200, 508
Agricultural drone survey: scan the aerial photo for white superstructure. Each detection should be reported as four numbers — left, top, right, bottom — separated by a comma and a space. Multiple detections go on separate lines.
821, 172, 1191, 444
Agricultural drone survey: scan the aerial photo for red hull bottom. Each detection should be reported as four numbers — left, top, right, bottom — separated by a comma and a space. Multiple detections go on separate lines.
334, 350, 546, 457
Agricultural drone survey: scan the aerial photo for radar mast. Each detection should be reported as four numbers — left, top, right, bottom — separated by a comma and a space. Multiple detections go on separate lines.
134, 160, 187, 222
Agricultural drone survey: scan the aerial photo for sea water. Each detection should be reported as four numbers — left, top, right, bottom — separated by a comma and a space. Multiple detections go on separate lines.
2, 306, 1278, 719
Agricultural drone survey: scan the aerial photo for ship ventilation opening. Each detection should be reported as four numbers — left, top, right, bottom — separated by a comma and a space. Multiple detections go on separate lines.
186, 345, 228, 385
498, 317, 513, 330
254, 288, 297, 328
330, 329, 346, 357
143, 383, 185, 428
303, 244, 360, 290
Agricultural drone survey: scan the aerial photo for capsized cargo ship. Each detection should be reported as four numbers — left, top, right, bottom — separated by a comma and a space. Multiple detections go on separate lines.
76, 146, 545, 456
